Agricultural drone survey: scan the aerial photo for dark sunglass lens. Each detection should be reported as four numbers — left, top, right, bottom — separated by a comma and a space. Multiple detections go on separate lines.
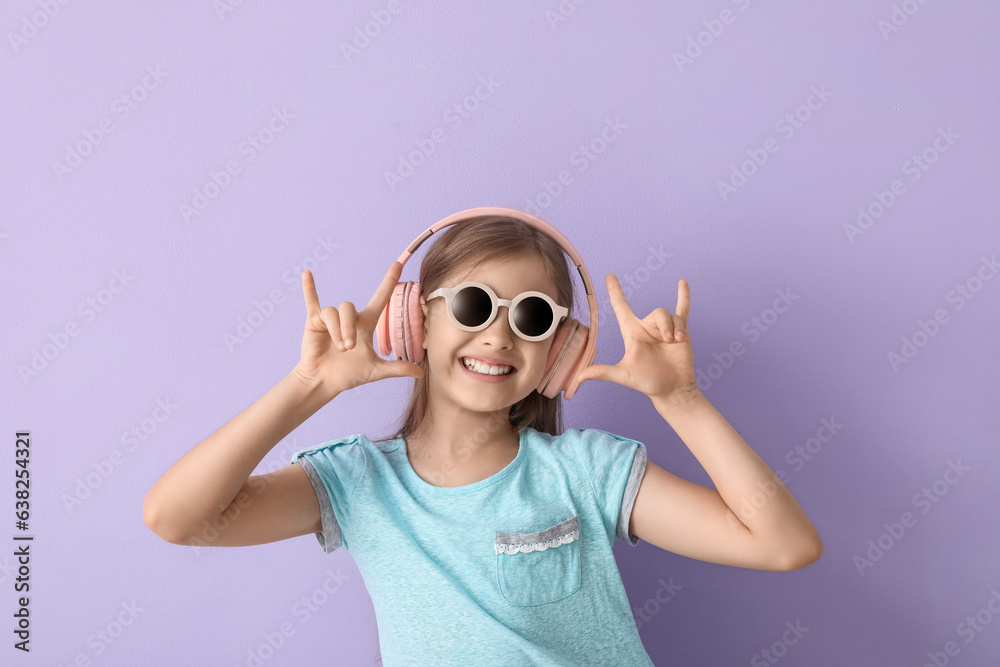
452, 286, 493, 327
513, 296, 553, 337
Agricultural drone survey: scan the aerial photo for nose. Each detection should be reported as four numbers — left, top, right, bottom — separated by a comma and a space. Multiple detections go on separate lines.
479, 304, 515, 347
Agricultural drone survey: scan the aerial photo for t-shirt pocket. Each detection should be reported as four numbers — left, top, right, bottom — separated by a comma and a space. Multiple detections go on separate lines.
494, 515, 582, 606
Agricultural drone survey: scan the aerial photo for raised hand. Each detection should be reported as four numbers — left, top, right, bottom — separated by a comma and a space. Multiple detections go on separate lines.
575, 275, 699, 404
293, 261, 425, 395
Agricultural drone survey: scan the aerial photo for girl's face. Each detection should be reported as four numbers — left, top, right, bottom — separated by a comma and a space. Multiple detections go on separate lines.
419, 253, 562, 411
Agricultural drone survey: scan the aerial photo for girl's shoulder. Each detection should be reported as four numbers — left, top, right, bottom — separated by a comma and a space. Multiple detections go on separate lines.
547, 427, 647, 469
289, 433, 377, 470
292, 433, 365, 455
533, 426, 644, 448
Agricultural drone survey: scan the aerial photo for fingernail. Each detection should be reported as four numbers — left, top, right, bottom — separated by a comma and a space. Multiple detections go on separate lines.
344, 338, 353, 348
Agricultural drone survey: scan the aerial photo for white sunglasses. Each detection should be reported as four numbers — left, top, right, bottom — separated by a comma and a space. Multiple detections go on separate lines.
425, 281, 569, 342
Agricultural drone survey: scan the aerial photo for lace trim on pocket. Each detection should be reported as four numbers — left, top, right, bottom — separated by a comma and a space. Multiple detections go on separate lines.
495, 528, 579, 555
495, 515, 580, 555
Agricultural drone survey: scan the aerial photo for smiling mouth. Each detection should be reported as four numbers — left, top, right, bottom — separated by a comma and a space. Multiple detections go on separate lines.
460, 357, 518, 375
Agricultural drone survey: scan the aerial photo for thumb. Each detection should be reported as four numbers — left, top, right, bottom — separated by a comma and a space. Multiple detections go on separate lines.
576, 363, 612, 385
383, 358, 425, 381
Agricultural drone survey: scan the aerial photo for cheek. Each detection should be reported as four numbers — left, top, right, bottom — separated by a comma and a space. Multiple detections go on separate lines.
421, 325, 460, 361
526, 347, 550, 374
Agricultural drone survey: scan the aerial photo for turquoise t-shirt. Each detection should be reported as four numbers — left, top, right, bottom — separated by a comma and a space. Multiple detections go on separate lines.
290, 426, 654, 666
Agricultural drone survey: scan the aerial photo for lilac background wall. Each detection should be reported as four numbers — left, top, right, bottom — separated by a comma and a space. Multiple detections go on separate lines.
2, 1, 998, 665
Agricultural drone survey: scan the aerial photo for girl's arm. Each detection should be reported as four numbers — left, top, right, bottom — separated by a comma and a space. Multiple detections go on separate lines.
142, 369, 336, 544
144, 263, 421, 545
575, 276, 822, 570
630, 388, 822, 571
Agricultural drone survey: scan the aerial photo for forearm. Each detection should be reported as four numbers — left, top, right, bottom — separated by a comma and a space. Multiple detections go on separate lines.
143, 368, 336, 536
652, 389, 822, 561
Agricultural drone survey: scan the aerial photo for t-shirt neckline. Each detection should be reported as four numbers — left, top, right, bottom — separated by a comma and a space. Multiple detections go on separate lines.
395, 427, 527, 494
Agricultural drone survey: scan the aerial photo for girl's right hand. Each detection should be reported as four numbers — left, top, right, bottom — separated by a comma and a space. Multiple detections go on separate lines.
293, 261, 425, 395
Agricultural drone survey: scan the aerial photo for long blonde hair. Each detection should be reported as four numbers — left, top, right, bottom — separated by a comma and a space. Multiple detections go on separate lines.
372, 214, 577, 444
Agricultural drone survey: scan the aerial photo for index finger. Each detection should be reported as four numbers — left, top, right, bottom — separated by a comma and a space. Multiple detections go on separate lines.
364, 261, 404, 314
301, 269, 321, 318
606, 273, 637, 321
675, 279, 690, 325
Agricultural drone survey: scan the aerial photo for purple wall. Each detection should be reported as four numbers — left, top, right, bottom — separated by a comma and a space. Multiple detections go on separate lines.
3, 1, 998, 665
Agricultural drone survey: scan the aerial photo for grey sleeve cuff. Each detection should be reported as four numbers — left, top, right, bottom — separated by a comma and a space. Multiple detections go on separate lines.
295, 458, 343, 553
616, 445, 647, 546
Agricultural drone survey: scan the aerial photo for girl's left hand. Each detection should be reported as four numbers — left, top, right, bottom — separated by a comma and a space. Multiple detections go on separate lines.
575, 275, 698, 403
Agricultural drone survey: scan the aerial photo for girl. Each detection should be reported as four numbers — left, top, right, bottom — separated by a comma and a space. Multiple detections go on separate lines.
143, 209, 823, 666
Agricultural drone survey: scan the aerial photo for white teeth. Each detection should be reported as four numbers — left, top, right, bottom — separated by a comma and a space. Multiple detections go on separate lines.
463, 358, 512, 375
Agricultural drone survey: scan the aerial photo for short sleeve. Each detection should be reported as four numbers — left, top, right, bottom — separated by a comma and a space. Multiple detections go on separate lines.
290, 435, 368, 553
568, 428, 647, 546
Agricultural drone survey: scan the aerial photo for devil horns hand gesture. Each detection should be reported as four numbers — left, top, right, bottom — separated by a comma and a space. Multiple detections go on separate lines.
294, 261, 425, 397
575, 275, 700, 405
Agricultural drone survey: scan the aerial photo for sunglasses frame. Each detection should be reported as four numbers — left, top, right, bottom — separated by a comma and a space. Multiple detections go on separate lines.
425, 281, 569, 342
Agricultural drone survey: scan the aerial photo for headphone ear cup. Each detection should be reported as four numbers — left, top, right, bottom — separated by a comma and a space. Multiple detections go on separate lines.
377, 282, 412, 359
400, 281, 424, 364
376, 285, 397, 358
537, 319, 590, 399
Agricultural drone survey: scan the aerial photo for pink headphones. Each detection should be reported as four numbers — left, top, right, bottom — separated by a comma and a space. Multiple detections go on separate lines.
374, 206, 599, 400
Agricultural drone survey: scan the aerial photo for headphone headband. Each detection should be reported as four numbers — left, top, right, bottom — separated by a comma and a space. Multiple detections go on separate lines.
393, 206, 599, 400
